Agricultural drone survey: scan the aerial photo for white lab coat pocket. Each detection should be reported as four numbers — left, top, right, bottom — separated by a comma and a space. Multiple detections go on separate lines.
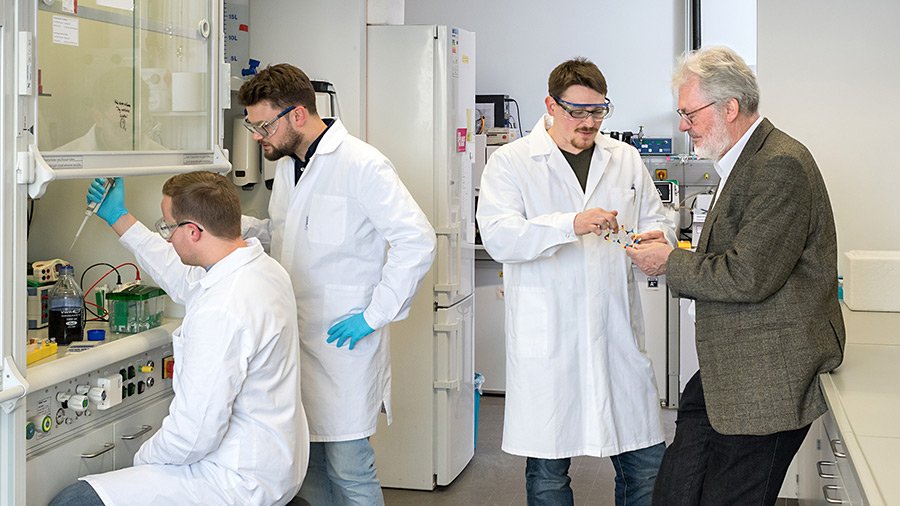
506, 286, 550, 358
613, 188, 638, 230
308, 194, 347, 245
323, 283, 372, 328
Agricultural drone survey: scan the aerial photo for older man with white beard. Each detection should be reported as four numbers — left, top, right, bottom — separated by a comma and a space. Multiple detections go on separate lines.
627, 46, 845, 506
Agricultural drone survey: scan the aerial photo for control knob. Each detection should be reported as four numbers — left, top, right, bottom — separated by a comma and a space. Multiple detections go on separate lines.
87, 387, 107, 404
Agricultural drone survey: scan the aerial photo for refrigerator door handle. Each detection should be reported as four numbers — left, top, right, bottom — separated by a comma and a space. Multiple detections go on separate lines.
433, 321, 463, 391
434, 225, 461, 294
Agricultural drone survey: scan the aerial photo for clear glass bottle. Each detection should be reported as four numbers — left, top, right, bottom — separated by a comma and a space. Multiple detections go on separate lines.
48, 265, 84, 345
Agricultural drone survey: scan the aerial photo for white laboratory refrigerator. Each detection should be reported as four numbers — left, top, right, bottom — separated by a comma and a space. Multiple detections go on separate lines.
366, 25, 477, 490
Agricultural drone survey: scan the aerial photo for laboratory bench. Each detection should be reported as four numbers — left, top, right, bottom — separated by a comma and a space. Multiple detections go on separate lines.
797, 304, 900, 505
28, 319, 179, 390
24, 321, 178, 505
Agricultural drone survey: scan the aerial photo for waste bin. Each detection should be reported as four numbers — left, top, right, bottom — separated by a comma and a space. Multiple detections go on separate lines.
474, 372, 485, 449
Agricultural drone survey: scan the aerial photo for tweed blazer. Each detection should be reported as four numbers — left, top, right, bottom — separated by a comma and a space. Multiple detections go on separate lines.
667, 118, 845, 435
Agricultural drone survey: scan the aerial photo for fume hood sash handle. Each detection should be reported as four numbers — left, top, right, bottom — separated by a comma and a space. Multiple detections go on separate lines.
0, 356, 29, 414
24, 144, 232, 199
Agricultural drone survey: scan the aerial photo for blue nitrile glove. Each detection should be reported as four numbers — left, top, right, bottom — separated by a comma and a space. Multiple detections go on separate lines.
87, 177, 128, 226
326, 313, 375, 350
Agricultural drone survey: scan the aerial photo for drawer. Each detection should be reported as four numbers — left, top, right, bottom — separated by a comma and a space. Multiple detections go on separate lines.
822, 412, 867, 505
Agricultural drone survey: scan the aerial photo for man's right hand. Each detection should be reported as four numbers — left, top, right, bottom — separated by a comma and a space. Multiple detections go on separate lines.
87, 177, 128, 226
574, 207, 619, 236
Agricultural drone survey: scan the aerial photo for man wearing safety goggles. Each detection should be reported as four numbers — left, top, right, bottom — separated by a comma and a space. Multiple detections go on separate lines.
238, 63, 436, 506
476, 57, 675, 506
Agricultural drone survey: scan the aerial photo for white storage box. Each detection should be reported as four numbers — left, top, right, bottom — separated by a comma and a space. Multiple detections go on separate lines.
844, 250, 900, 312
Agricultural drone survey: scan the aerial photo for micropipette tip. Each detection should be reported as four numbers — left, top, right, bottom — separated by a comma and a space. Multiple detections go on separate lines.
69, 214, 90, 251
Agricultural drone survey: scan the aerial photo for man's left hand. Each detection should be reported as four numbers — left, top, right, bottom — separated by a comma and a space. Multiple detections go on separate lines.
326, 313, 375, 350
626, 242, 674, 276
633, 229, 669, 245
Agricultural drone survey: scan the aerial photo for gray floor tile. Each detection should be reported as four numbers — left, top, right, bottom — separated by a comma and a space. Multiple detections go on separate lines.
383, 395, 677, 505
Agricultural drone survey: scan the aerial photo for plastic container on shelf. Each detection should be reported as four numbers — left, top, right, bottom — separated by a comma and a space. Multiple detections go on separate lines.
106, 285, 167, 334
47, 265, 84, 345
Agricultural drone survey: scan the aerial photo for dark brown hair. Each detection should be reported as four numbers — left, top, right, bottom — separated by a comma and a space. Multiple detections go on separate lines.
162, 171, 241, 239
238, 63, 318, 115
548, 57, 608, 98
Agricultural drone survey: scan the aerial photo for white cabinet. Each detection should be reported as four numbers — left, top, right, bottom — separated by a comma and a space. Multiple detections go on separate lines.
474, 255, 505, 393
25, 393, 172, 505
112, 396, 171, 469
796, 413, 868, 505
26, 424, 115, 506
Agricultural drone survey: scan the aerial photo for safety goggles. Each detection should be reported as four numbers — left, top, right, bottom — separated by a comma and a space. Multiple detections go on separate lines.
155, 217, 204, 241
553, 96, 614, 121
241, 105, 296, 138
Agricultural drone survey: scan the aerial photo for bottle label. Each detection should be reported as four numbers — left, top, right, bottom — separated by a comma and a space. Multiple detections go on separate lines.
48, 307, 84, 345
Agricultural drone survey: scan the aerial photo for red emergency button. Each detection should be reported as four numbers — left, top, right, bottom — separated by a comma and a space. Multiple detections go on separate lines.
162, 355, 175, 379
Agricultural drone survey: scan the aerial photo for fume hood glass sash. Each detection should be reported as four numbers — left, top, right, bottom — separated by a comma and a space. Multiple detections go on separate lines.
28, 0, 228, 198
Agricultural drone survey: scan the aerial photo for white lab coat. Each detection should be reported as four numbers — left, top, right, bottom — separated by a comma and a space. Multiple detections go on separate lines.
82, 224, 308, 506
243, 118, 436, 441
476, 115, 675, 459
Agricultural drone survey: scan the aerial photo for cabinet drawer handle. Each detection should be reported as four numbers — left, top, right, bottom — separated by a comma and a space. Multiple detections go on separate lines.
120, 425, 153, 440
816, 460, 837, 479
829, 438, 848, 458
822, 484, 844, 504
80, 443, 115, 459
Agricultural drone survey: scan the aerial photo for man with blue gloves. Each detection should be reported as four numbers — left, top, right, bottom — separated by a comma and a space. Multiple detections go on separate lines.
51, 172, 308, 506
238, 64, 436, 505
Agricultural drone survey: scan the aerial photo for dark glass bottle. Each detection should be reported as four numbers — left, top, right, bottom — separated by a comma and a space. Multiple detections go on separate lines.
48, 265, 84, 345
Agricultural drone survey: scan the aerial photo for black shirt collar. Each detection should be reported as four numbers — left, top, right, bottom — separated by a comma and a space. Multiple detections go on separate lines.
292, 118, 334, 183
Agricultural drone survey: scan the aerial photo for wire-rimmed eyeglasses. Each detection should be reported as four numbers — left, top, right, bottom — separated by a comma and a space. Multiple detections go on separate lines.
241, 105, 296, 138
553, 96, 614, 121
676, 101, 716, 126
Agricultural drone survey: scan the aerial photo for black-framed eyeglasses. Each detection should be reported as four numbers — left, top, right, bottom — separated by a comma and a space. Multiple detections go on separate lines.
241, 105, 296, 138
552, 96, 614, 121
155, 218, 204, 241
676, 101, 716, 126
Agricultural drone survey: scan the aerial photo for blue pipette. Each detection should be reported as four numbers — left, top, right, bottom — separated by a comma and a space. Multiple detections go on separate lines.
69, 178, 115, 251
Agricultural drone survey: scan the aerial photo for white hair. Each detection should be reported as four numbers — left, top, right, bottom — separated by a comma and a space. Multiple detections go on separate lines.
673, 46, 760, 116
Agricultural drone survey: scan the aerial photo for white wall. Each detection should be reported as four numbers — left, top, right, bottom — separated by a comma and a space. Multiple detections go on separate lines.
236, 0, 367, 216
758, 0, 900, 272
405, 0, 684, 144
249, 0, 366, 137
701, 0, 756, 67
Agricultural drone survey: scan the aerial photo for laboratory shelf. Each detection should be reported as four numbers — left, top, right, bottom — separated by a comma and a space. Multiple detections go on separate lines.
27, 319, 179, 391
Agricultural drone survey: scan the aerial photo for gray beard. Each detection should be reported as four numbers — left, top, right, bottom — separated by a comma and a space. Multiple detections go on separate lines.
694, 115, 731, 160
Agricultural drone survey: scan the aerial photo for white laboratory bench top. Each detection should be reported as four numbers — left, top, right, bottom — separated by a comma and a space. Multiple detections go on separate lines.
28, 319, 179, 391
820, 304, 900, 505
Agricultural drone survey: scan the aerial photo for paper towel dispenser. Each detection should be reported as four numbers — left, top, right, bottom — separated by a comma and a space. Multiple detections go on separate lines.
312, 80, 338, 118
231, 117, 260, 187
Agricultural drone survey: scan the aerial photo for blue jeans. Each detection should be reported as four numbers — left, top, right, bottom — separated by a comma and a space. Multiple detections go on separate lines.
49, 480, 105, 506
526, 442, 665, 506
297, 438, 384, 506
